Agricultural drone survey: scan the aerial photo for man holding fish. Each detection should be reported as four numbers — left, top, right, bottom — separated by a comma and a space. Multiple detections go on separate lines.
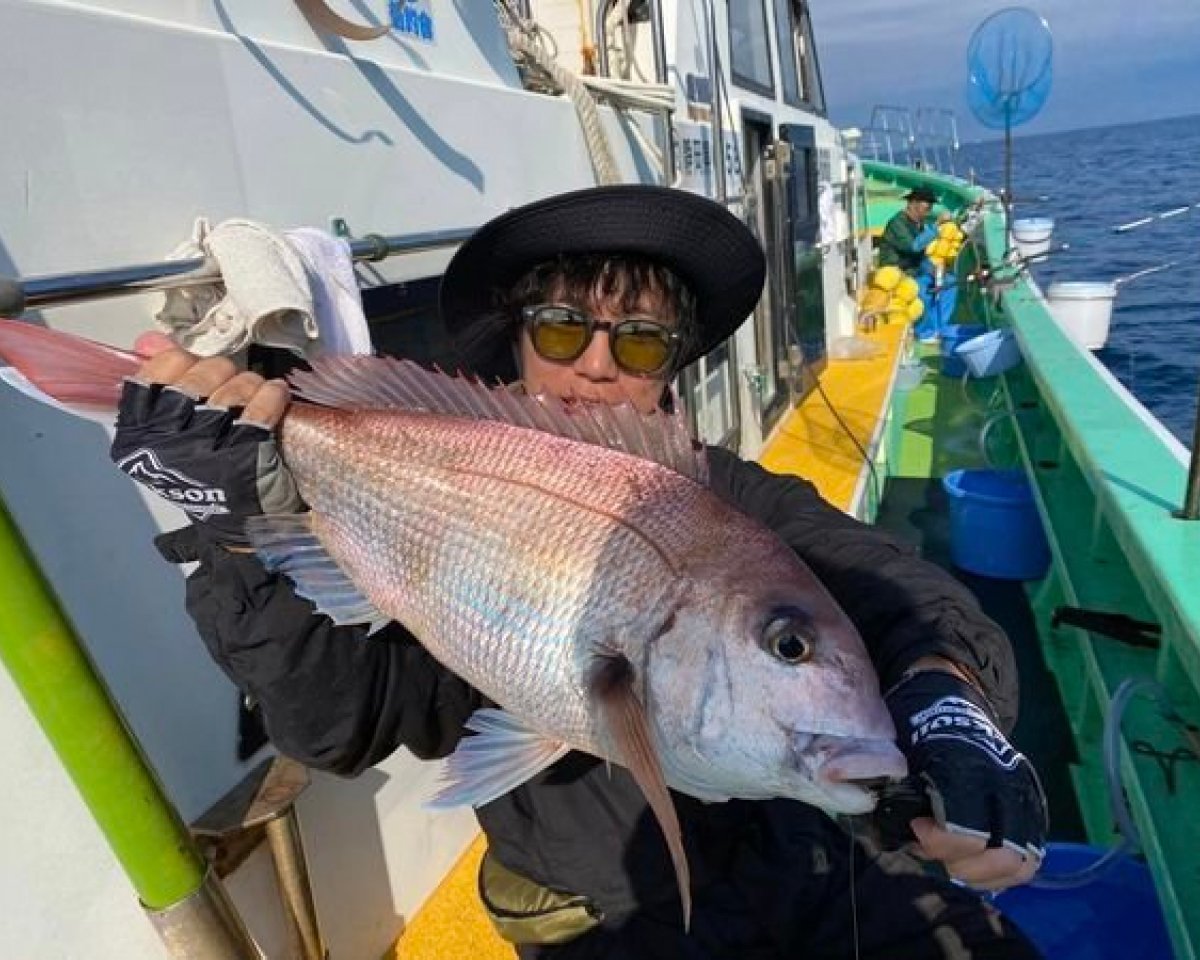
2, 186, 1047, 957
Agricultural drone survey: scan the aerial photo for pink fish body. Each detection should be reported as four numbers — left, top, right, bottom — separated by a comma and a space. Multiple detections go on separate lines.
267, 361, 905, 815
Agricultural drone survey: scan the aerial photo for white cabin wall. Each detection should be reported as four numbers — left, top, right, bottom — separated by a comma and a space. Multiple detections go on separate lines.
0, 3, 654, 958
17, 0, 524, 87
528, 0, 592, 75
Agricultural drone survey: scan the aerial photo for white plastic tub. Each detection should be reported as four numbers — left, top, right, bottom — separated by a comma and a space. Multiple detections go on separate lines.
1045, 281, 1117, 350
956, 329, 1023, 378
1011, 218, 1055, 259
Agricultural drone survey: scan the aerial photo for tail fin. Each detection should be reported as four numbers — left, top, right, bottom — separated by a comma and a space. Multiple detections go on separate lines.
0, 318, 142, 412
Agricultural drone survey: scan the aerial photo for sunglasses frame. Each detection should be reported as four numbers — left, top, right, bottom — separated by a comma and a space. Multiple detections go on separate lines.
520, 303, 681, 378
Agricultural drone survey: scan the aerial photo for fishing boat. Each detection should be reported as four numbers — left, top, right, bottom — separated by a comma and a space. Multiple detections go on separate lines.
0, 3, 1196, 958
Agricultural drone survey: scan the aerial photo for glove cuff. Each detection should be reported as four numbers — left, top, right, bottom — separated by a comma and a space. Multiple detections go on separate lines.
886, 666, 998, 721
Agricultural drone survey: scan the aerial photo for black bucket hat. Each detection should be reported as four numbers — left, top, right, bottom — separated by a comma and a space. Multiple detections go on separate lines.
439, 185, 766, 376
904, 185, 938, 204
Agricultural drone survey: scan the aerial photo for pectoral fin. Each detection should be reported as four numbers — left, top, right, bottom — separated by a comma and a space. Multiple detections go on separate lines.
428, 709, 570, 809
245, 513, 387, 626
590, 655, 692, 931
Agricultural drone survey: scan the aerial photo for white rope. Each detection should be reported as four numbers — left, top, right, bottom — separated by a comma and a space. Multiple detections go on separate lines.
493, 1, 675, 187
508, 28, 622, 185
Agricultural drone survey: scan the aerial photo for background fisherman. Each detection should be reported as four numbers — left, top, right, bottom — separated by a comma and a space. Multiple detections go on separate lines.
878, 185, 959, 342
111, 185, 1046, 959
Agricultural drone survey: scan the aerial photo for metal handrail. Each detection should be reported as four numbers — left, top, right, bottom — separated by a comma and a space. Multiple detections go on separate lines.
704, 0, 726, 203
0, 227, 475, 315
592, 0, 675, 184
0, 494, 261, 957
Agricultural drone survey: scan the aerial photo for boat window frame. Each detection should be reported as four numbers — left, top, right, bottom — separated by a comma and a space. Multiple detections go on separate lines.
772, 1, 828, 115
729, 0, 777, 99
771, 0, 803, 108
796, 3, 827, 115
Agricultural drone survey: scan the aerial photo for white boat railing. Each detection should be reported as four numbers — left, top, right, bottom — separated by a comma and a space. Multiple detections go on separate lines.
862, 105, 960, 175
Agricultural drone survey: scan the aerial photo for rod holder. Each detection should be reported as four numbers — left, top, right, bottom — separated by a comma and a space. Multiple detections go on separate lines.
192, 756, 327, 960
145, 871, 263, 960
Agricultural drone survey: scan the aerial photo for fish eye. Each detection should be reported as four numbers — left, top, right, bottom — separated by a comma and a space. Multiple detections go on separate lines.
763, 612, 815, 665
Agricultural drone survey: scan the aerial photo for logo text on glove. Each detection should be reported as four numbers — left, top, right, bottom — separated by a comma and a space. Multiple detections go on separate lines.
117, 450, 231, 520
908, 695, 1022, 770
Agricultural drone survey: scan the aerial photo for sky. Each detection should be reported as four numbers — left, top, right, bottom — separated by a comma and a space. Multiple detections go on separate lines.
808, 0, 1200, 140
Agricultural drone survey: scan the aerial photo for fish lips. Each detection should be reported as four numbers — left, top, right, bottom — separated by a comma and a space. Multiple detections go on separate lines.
799, 734, 909, 814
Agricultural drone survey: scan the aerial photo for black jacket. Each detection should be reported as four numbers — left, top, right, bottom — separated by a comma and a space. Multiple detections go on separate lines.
163, 446, 1017, 921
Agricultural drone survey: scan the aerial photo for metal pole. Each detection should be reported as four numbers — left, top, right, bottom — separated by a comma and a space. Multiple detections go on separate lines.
1003, 110, 1014, 257
1179, 377, 1200, 520
593, 0, 609, 76
705, 0, 726, 202
0, 494, 261, 957
0, 227, 475, 316
265, 812, 328, 960
646, 0, 676, 185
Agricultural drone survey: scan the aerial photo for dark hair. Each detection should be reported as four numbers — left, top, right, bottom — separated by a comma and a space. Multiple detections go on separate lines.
464, 255, 698, 375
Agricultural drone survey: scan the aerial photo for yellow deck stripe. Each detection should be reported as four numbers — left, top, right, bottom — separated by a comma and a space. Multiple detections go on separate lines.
759, 322, 906, 512
387, 834, 515, 960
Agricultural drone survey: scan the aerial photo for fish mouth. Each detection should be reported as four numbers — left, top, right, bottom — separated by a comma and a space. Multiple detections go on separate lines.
804, 736, 909, 815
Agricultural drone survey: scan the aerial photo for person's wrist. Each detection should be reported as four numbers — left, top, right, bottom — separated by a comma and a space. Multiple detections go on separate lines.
885, 658, 997, 722
906, 655, 978, 688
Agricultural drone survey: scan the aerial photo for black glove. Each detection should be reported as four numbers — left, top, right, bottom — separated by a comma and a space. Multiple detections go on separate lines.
885, 670, 1048, 861
110, 379, 302, 546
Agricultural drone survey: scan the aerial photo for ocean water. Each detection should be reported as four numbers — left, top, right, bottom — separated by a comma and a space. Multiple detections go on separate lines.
958, 114, 1200, 446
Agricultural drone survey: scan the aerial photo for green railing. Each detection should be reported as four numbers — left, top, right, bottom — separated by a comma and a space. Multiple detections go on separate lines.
0, 493, 207, 910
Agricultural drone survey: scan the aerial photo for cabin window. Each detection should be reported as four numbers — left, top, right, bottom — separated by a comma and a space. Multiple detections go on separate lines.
771, 0, 801, 106
797, 4, 826, 112
771, 1, 827, 112
730, 0, 775, 96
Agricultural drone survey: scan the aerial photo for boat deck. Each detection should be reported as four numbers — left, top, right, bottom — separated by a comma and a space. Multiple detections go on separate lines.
874, 350, 1085, 838
760, 320, 905, 514
389, 836, 510, 960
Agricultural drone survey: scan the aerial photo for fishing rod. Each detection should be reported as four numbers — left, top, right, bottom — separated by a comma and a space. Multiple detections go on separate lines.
1112, 203, 1199, 234
1113, 262, 1177, 286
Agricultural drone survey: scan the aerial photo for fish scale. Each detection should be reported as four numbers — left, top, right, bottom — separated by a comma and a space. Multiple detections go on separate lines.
280, 404, 685, 750
267, 391, 905, 799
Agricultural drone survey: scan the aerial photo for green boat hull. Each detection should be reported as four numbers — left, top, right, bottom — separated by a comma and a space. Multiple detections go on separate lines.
865, 160, 1200, 960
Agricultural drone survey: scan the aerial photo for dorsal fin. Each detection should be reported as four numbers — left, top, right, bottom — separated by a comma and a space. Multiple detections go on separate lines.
288, 356, 708, 484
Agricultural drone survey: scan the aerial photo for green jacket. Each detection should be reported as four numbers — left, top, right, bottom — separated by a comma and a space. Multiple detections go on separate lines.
878, 210, 935, 273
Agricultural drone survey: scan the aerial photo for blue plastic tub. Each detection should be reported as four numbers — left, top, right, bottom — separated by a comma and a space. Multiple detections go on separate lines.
942, 469, 1051, 579
940, 324, 987, 377
956, 329, 1022, 378
994, 844, 1173, 960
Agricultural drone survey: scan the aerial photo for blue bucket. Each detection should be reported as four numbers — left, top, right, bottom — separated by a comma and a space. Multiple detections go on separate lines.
994, 844, 1173, 960
941, 324, 987, 377
942, 469, 1051, 579
956, 329, 1022, 378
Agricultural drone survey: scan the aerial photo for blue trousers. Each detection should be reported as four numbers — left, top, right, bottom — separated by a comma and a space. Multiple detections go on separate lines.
914, 269, 959, 340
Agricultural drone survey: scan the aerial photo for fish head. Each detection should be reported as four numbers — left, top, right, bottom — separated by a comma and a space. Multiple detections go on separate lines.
643, 548, 907, 815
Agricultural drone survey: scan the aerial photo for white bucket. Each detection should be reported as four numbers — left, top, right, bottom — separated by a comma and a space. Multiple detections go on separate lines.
956, 329, 1023, 378
1045, 281, 1117, 350
1011, 218, 1055, 259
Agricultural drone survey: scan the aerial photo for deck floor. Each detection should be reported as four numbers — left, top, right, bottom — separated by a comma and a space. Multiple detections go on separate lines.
875, 356, 1086, 841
